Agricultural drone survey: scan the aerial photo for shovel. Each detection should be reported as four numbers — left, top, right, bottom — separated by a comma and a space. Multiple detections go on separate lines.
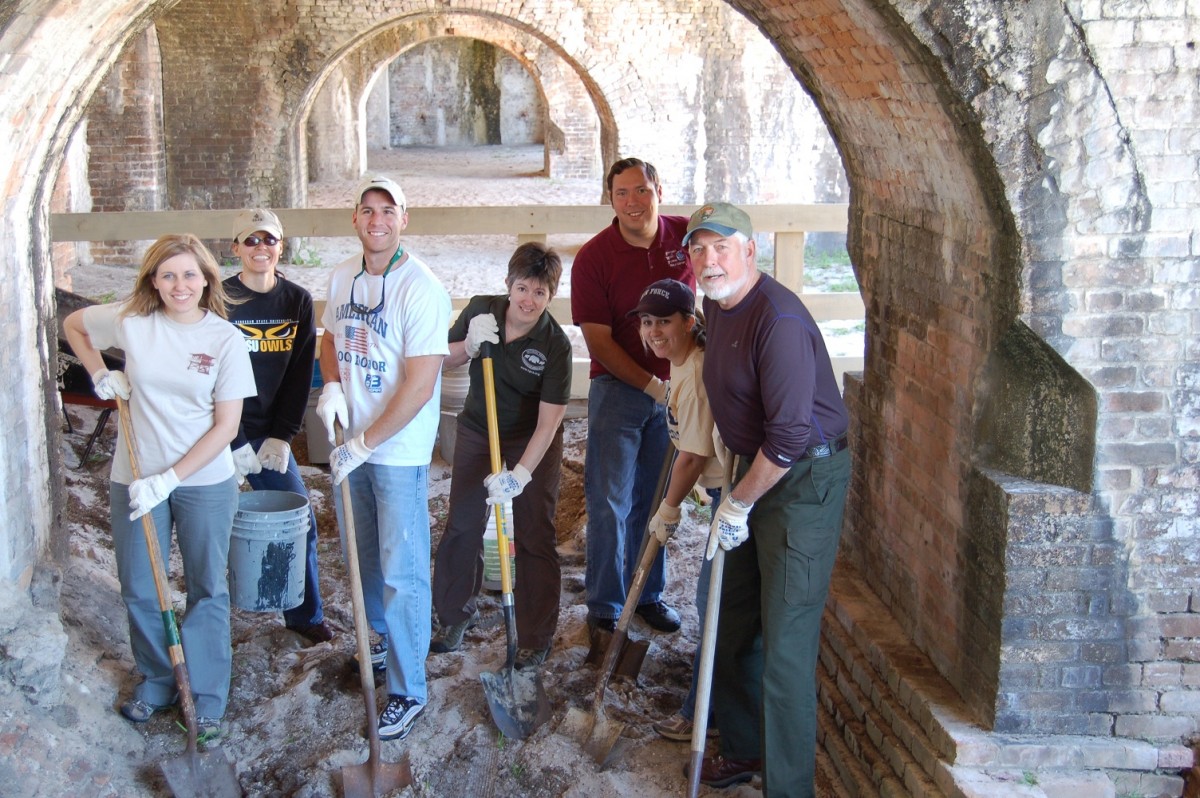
571, 445, 676, 768
115, 398, 241, 798
333, 422, 413, 797
478, 342, 552, 740
580, 445, 675, 679
686, 451, 737, 798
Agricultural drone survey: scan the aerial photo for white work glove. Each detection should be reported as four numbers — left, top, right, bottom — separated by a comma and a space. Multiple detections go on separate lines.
316, 382, 349, 445
91, 368, 131, 401
128, 468, 180, 520
232, 443, 262, 479
464, 313, 500, 359
706, 496, 753, 560
330, 433, 374, 486
649, 502, 683, 545
643, 376, 668, 405
257, 437, 291, 474
484, 464, 532, 505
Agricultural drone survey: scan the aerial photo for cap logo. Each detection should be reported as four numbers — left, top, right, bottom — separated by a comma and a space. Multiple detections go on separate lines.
699, 206, 716, 220
645, 287, 670, 299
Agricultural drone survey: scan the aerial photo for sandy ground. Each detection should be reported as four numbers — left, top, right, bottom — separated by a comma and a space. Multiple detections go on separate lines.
50, 409, 790, 798
30, 145, 851, 797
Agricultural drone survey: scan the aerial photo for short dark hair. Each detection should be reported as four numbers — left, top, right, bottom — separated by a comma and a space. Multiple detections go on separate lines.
606, 158, 660, 193
506, 242, 563, 296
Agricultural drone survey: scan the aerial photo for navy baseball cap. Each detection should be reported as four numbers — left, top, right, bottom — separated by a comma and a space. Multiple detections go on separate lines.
627, 279, 697, 318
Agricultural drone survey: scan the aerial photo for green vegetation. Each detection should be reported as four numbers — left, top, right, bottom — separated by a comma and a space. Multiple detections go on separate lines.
291, 245, 323, 267
803, 245, 858, 293
88, 290, 118, 304
1021, 771, 1037, 786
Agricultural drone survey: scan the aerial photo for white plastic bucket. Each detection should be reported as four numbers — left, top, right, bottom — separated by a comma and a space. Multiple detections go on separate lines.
482, 501, 515, 591
229, 490, 309, 612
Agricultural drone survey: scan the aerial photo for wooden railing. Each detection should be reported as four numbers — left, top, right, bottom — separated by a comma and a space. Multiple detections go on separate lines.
52, 204, 863, 394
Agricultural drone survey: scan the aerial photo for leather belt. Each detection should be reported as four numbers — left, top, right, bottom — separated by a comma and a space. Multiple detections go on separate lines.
801, 433, 849, 460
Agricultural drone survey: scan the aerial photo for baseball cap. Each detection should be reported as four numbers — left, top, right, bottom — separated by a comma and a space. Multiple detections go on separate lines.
232, 208, 283, 243
627, 279, 697, 318
354, 175, 406, 209
682, 202, 753, 246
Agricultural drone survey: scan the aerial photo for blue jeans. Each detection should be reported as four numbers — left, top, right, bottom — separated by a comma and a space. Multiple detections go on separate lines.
681, 487, 722, 722
244, 436, 325, 627
333, 462, 431, 703
111, 477, 238, 719
584, 375, 671, 620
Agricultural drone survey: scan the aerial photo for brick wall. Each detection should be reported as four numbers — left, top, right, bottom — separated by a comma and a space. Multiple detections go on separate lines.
153, 0, 840, 209
387, 39, 541, 147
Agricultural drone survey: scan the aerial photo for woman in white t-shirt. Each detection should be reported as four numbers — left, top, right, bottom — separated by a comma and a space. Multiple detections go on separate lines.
630, 278, 725, 742
63, 234, 256, 739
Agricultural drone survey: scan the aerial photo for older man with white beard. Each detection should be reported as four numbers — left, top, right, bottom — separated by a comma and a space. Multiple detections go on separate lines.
688, 202, 852, 798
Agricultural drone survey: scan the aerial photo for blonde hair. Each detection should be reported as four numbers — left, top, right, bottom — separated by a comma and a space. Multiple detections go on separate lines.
120, 234, 231, 320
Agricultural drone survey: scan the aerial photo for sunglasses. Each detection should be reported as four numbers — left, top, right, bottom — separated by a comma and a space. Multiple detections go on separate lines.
241, 234, 280, 247
349, 268, 387, 315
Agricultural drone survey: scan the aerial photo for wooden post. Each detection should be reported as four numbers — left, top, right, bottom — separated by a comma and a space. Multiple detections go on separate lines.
774, 231, 806, 294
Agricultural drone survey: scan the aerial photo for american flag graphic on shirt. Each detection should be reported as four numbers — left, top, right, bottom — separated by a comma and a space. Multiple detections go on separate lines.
345, 326, 370, 355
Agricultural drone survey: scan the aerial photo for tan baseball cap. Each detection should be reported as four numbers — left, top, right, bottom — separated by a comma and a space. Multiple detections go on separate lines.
354, 175, 407, 210
232, 208, 283, 243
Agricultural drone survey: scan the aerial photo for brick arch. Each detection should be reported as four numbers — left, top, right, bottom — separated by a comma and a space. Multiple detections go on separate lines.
297, 12, 610, 198
729, 0, 1141, 732
0, 0, 178, 580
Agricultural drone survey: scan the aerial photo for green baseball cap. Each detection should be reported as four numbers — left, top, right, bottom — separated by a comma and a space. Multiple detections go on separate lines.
682, 202, 753, 245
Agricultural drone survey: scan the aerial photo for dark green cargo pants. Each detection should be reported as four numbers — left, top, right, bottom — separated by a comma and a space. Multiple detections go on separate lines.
713, 446, 851, 798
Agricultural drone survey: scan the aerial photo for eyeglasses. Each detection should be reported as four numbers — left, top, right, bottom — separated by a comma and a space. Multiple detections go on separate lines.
349, 268, 387, 315
241, 234, 280, 247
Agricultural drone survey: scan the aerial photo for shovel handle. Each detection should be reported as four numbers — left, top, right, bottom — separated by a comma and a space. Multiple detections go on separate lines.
481, 344, 518, 666
116, 397, 200, 751
687, 450, 738, 798
589, 444, 675, 713
334, 421, 387, 762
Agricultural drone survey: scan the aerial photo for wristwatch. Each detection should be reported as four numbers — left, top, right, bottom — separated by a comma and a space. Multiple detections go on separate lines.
728, 495, 753, 511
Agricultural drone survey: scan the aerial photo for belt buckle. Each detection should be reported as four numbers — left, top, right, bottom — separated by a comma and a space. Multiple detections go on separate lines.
808, 443, 831, 459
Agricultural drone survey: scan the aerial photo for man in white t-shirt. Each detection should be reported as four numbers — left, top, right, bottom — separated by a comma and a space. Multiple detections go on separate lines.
317, 175, 451, 741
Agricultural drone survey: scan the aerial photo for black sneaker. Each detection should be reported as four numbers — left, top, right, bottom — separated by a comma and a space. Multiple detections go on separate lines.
635, 601, 681, 632
378, 694, 425, 741
354, 635, 389, 669
370, 637, 388, 667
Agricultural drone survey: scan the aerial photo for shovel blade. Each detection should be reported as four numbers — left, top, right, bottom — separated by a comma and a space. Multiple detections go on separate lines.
584, 628, 650, 680
341, 756, 414, 798
160, 748, 241, 798
480, 667, 550, 740
582, 710, 625, 770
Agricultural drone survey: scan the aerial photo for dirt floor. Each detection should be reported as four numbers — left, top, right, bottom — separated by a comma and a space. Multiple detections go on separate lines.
34, 145, 850, 797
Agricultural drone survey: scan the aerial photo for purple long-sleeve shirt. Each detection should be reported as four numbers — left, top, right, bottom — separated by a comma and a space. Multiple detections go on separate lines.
702, 274, 848, 467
